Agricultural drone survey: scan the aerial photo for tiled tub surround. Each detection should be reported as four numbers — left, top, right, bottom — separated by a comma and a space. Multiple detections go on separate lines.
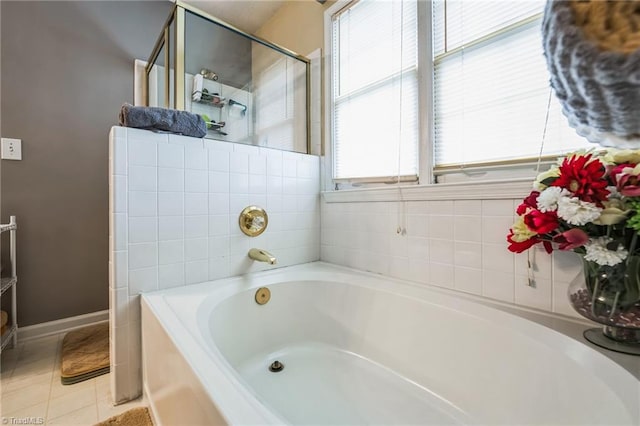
108, 126, 320, 403
320, 199, 584, 319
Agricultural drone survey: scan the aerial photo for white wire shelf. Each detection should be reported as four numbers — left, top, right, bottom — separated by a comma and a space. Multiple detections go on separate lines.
0, 223, 16, 233
1, 324, 17, 352
1, 215, 17, 353
1, 277, 16, 296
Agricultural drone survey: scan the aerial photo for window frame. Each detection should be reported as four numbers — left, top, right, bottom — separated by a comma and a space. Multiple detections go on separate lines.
325, 0, 432, 189
322, 0, 561, 200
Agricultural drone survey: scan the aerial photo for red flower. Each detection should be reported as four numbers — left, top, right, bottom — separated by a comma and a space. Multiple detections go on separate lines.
516, 191, 540, 215
551, 154, 609, 204
523, 209, 558, 234
610, 163, 640, 197
552, 228, 588, 250
507, 231, 540, 253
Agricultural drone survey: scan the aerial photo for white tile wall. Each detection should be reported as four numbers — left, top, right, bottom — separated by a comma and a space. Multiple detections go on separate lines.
109, 126, 320, 404
110, 128, 588, 405
320, 198, 584, 319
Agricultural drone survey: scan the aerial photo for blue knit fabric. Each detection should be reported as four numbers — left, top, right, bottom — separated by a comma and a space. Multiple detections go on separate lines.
542, 1, 640, 139
119, 103, 207, 138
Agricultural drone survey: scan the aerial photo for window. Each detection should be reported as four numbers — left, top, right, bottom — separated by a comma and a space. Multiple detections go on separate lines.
331, 0, 419, 182
328, 0, 593, 186
432, 0, 591, 175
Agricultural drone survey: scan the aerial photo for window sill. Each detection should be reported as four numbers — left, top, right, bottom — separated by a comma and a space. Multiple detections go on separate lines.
321, 178, 533, 203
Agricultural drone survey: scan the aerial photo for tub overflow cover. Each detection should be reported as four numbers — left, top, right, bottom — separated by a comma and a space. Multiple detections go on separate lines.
255, 287, 271, 305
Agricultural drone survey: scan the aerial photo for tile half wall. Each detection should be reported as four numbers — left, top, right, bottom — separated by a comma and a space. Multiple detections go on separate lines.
108, 126, 320, 403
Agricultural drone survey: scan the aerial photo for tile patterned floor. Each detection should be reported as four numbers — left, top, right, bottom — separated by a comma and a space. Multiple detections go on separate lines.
1, 333, 147, 425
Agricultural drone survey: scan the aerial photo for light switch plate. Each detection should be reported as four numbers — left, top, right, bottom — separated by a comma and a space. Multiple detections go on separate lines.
1, 138, 22, 160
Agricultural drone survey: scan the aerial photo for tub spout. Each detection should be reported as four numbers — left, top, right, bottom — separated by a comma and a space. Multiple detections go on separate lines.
248, 248, 277, 265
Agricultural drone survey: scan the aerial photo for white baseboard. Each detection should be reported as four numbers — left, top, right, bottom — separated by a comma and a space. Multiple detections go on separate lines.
18, 310, 109, 342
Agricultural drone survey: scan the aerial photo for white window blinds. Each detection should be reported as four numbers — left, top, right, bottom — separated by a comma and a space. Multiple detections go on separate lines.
432, 0, 592, 170
332, 0, 419, 181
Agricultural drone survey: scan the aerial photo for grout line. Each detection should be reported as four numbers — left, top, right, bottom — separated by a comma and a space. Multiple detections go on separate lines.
52, 334, 63, 415
43, 334, 59, 422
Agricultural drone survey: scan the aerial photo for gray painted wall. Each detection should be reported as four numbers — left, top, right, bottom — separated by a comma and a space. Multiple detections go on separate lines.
1, 1, 173, 326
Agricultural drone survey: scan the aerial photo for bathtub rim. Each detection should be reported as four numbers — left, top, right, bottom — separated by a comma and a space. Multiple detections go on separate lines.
141, 261, 640, 425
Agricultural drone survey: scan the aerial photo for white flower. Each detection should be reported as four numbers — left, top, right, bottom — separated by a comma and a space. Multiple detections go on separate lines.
602, 149, 640, 165
509, 215, 537, 242
557, 196, 602, 225
537, 187, 568, 212
533, 167, 560, 191
593, 199, 630, 225
606, 185, 621, 199
584, 237, 628, 266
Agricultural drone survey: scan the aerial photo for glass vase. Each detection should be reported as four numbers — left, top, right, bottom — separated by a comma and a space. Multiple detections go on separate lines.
568, 255, 640, 355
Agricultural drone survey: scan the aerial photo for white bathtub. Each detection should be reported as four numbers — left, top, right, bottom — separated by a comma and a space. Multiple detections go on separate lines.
141, 262, 639, 425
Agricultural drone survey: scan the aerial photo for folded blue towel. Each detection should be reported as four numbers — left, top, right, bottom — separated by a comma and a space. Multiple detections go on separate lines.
119, 103, 206, 138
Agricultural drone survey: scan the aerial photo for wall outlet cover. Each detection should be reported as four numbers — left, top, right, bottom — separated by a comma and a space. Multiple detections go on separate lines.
1, 138, 22, 160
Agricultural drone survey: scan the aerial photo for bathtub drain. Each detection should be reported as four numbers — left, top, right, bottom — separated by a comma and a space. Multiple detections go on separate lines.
269, 360, 284, 372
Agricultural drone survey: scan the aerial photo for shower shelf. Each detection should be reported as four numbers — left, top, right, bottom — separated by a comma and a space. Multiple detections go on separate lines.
194, 99, 225, 108
192, 91, 225, 108
0, 215, 18, 354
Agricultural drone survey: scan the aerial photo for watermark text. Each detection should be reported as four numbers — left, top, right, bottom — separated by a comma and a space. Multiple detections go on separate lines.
1, 417, 45, 425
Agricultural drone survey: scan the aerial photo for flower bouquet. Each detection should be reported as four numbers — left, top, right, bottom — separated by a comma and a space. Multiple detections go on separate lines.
507, 150, 640, 352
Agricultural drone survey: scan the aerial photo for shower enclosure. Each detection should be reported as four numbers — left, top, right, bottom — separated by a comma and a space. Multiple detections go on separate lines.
145, 1, 310, 153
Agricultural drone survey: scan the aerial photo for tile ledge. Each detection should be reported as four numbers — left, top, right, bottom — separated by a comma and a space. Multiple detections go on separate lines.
322, 179, 533, 203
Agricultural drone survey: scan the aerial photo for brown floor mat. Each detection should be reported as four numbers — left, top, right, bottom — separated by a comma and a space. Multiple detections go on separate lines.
60, 322, 110, 385
95, 407, 153, 426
